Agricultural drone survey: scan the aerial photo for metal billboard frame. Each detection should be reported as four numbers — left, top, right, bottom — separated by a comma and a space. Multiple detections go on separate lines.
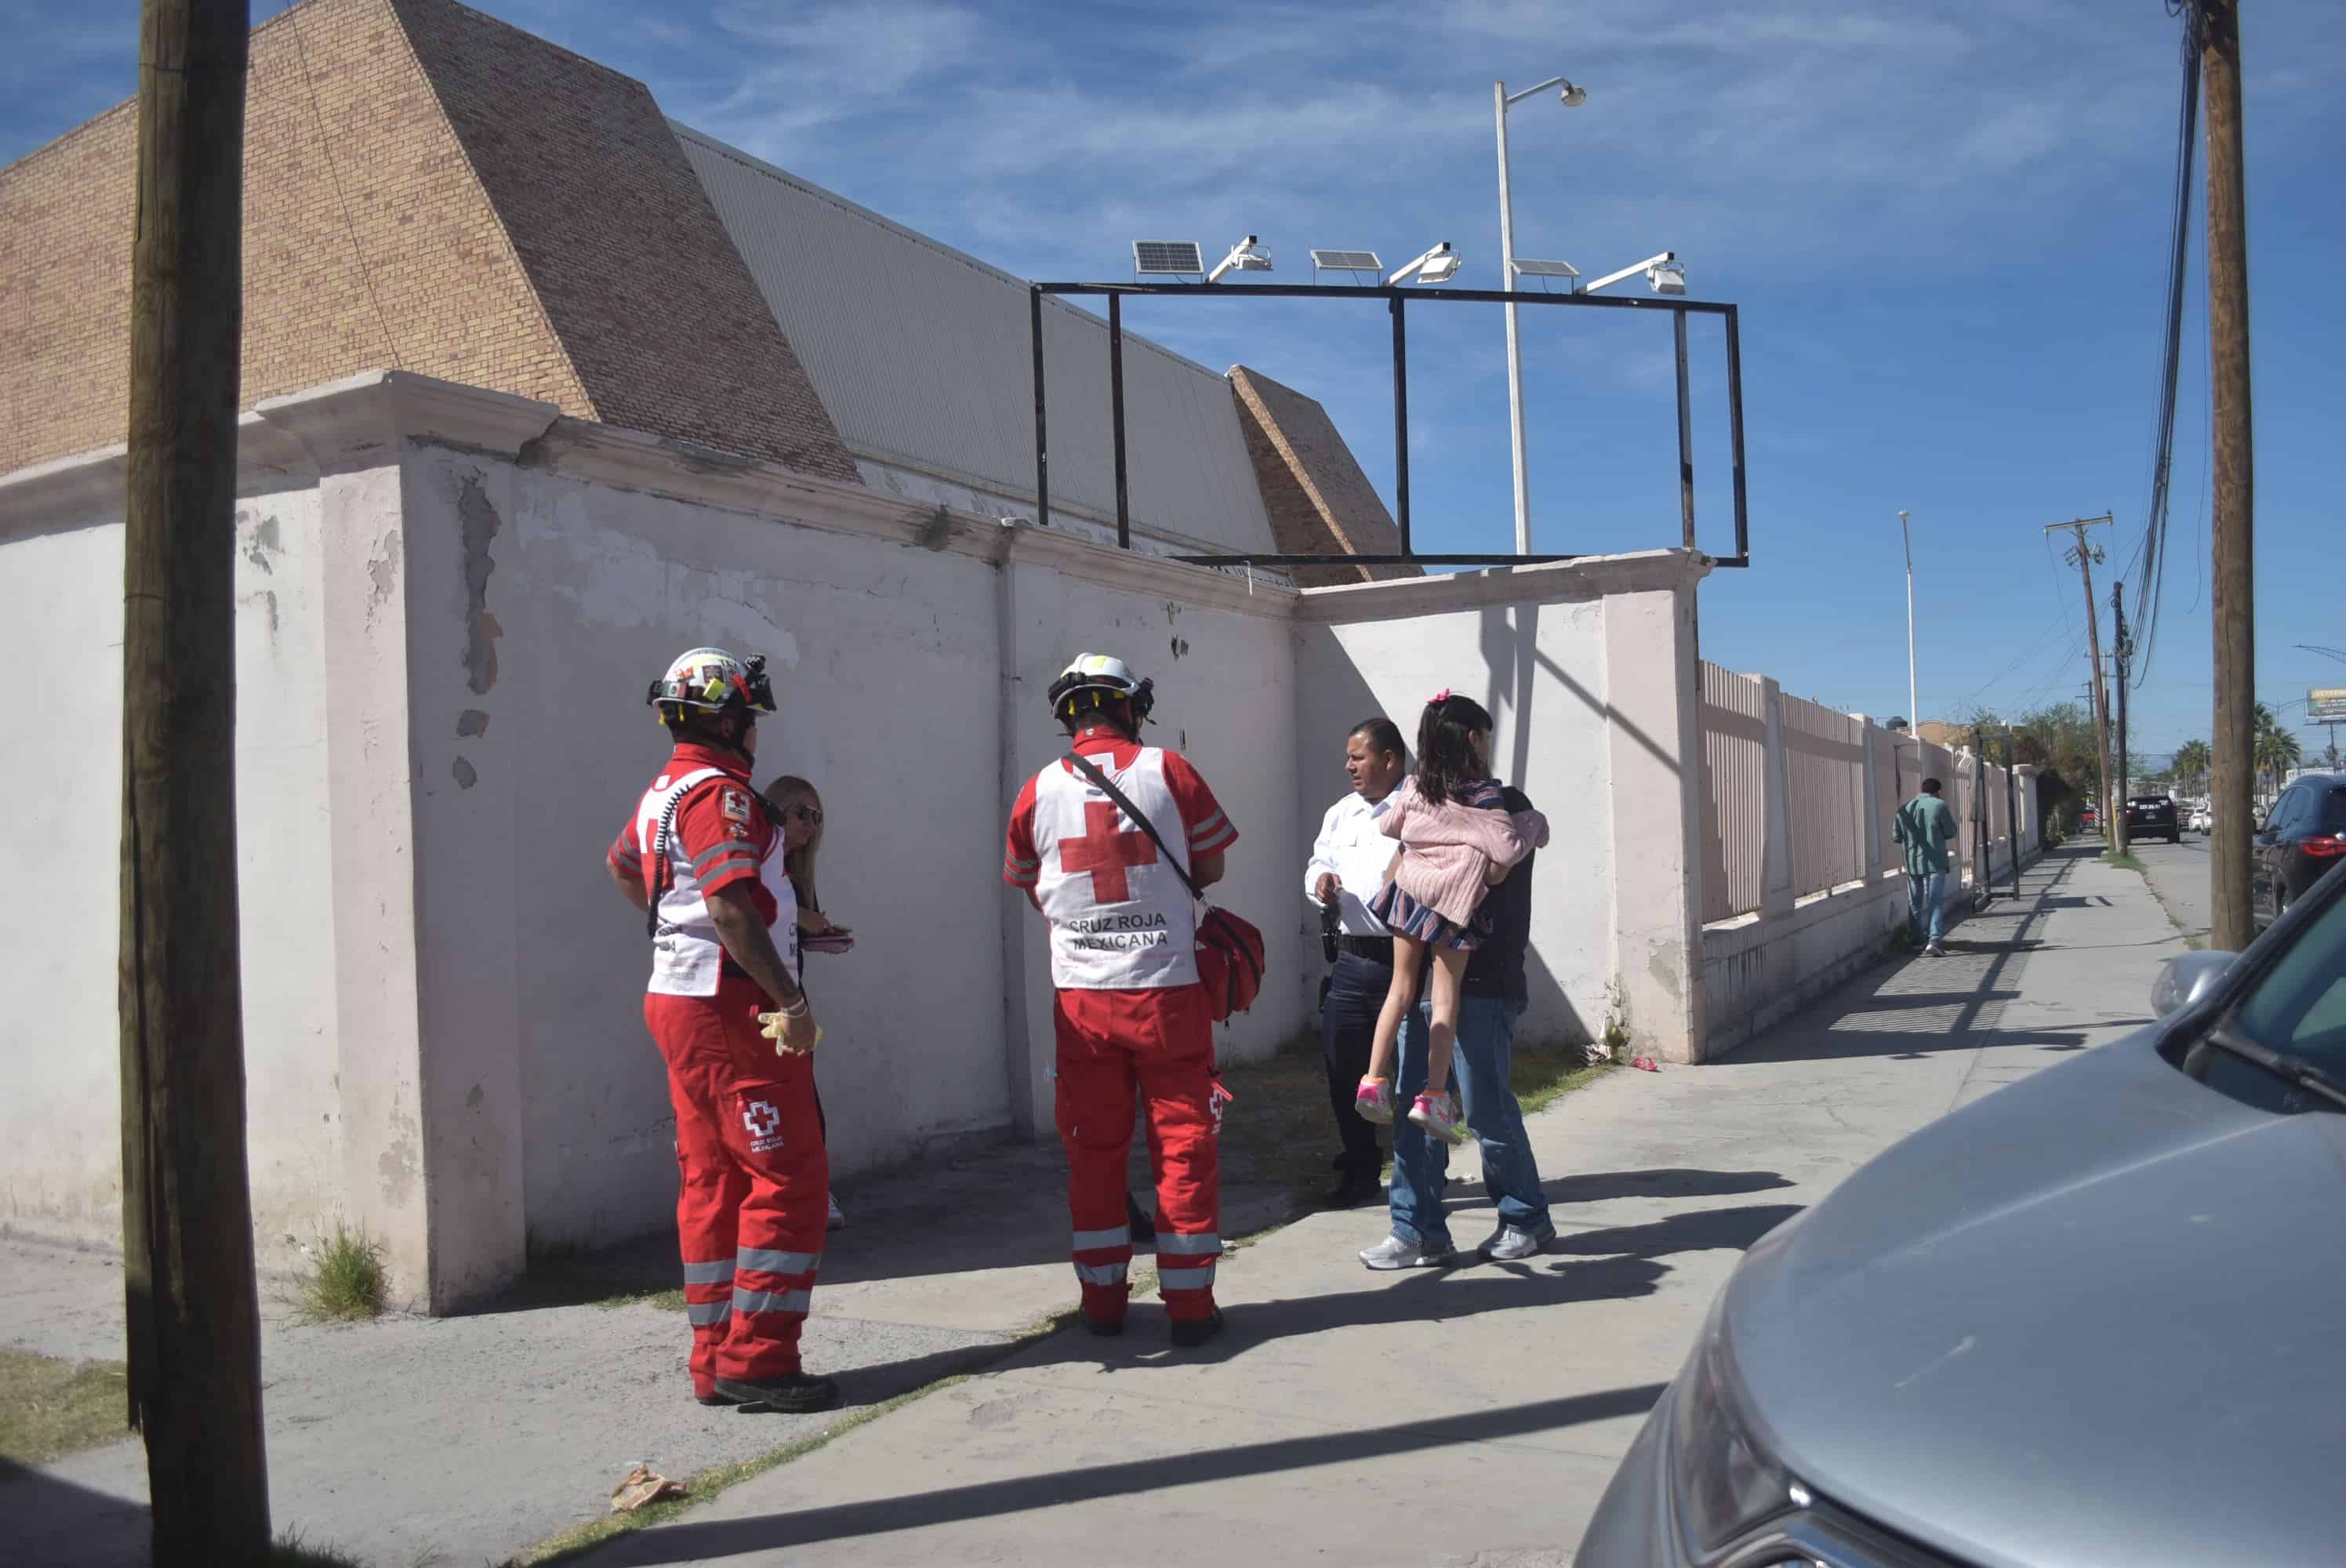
1026, 279, 1750, 570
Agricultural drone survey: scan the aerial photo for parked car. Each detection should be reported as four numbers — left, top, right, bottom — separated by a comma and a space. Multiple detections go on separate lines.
2079, 800, 2099, 833
2126, 793, 2182, 844
1577, 856, 2346, 1568
2189, 799, 2213, 834
2253, 770, 2346, 925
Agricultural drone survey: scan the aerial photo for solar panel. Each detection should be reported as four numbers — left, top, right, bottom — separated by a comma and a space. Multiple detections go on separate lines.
1310, 249, 1383, 272
1132, 241, 1204, 275
1511, 257, 1580, 278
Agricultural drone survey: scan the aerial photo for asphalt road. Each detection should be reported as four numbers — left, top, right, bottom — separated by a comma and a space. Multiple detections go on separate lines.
2130, 829, 2211, 947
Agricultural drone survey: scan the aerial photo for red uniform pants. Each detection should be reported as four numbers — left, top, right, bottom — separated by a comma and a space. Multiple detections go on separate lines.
1054, 983, 1221, 1324
645, 974, 827, 1396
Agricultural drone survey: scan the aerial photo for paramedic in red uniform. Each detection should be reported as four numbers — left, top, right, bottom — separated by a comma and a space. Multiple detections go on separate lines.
1004, 654, 1238, 1346
608, 647, 837, 1413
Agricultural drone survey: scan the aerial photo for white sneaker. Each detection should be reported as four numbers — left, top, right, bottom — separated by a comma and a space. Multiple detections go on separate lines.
1358, 1232, 1452, 1271
826, 1194, 845, 1231
1926, 942, 1948, 956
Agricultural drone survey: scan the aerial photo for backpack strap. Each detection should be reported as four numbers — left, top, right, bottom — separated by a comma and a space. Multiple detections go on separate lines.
641, 766, 732, 940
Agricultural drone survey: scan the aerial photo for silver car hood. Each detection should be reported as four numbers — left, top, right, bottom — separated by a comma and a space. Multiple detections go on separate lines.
1731, 1033, 2346, 1568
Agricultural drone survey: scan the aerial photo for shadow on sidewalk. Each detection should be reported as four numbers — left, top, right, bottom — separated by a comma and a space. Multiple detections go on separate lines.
1438, 1164, 1796, 1218
1729, 847, 2104, 1065
572, 1381, 1672, 1565
0, 1459, 147, 1566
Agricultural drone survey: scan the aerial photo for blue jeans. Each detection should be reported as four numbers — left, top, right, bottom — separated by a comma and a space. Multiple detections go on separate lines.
1389, 993, 1549, 1251
1906, 870, 1947, 946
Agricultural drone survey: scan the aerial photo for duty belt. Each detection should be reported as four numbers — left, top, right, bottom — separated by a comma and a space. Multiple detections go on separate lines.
1336, 934, 1395, 966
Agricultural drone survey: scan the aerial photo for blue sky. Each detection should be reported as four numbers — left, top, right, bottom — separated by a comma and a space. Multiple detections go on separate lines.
9, 0, 2343, 764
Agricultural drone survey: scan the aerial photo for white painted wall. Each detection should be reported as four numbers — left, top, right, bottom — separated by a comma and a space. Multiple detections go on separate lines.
1294, 597, 1618, 1046
0, 372, 1717, 1308
463, 452, 1017, 1250
0, 523, 127, 1245
0, 488, 343, 1276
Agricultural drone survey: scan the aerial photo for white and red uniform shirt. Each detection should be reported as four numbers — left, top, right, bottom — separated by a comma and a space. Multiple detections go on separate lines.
608, 742, 801, 998
1004, 725, 1238, 991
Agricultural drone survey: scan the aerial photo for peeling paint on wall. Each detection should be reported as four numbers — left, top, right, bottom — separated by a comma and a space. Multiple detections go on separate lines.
452, 756, 478, 789
456, 474, 503, 695
456, 710, 490, 738
521, 492, 802, 667
365, 529, 403, 619
241, 512, 281, 574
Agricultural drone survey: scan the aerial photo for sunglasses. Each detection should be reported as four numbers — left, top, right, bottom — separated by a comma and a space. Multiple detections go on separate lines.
786, 804, 823, 824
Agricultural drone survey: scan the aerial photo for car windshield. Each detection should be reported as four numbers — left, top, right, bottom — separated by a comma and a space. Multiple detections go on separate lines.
2231, 887, 2346, 1074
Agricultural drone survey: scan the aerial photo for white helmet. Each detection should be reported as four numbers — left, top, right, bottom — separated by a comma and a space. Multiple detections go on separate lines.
1047, 652, 1154, 725
645, 647, 776, 725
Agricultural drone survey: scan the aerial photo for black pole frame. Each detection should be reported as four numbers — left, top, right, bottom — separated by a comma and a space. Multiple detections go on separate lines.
1030, 279, 1751, 571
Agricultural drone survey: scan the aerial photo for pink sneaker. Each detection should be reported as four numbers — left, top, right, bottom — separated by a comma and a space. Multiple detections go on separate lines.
1354, 1076, 1396, 1126
1407, 1091, 1473, 1147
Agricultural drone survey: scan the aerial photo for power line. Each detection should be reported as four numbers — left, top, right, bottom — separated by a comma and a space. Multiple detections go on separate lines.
2130, 0, 2208, 686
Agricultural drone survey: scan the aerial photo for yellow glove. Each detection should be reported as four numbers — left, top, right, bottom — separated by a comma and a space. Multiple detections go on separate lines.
758, 1007, 823, 1055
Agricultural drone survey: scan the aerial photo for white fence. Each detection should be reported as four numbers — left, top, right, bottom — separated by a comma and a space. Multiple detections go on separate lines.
1698, 664, 2042, 1055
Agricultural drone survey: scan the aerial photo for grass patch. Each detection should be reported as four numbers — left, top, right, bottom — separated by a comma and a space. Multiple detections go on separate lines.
0, 1348, 129, 1465
2101, 850, 2146, 873
1516, 1055, 1614, 1118
296, 1223, 388, 1322
267, 1530, 375, 1566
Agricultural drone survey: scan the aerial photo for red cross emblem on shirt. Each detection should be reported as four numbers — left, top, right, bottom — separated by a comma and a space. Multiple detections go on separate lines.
1059, 800, 1157, 903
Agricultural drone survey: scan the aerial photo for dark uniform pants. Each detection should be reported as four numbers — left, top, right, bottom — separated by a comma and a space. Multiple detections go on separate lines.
1320, 950, 1396, 1178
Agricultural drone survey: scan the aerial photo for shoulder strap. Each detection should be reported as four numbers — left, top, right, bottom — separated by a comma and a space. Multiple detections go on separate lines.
644, 767, 748, 940
1062, 750, 1200, 905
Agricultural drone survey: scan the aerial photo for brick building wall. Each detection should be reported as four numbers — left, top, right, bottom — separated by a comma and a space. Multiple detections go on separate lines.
1228, 366, 1419, 587
391, 0, 858, 482
0, 0, 855, 483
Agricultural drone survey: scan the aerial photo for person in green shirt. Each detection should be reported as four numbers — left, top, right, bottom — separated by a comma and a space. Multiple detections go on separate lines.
1892, 777, 1959, 955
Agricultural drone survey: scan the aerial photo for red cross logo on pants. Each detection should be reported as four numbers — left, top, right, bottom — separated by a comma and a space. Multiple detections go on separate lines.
1060, 800, 1158, 902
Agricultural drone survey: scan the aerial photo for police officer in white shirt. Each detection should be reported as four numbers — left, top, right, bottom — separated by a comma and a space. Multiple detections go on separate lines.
1303, 717, 1409, 1208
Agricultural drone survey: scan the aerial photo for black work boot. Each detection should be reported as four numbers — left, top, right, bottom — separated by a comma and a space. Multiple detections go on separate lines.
1169, 1308, 1226, 1348
1323, 1169, 1383, 1209
714, 1371, 841, 1414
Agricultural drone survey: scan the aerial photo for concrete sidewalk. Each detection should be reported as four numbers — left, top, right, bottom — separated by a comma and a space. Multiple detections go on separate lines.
574, 844, 2177, 1567
0, 845, 2178, 1566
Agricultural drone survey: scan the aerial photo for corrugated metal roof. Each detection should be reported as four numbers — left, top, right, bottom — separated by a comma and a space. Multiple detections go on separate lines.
674, 125, 1276, 556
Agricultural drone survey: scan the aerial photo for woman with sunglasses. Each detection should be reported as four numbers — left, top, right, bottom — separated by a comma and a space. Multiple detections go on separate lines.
762, 776, 852, 1230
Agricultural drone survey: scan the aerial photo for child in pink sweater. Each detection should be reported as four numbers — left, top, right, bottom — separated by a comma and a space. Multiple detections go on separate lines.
1356, 692, 1549, 1145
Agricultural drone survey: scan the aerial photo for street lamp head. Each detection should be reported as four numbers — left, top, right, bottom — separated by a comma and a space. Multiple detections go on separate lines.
1206, 235, 1272, 284
1387, 241, 1459, 286
1559, 79, 1587, 107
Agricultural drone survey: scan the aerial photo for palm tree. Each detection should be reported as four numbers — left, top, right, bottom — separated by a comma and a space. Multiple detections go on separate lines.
2254, 720, 2302, 799
2172, 739, 2212, 797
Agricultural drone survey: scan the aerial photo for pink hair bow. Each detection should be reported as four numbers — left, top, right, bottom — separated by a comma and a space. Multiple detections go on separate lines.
1430, 688, 1452, 705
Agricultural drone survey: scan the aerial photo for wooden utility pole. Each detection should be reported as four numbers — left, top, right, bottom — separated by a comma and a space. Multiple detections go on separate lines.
120, 2, 267, 1561
2045, 513, 2115, 844
2203, 0, 2257, 951
2111, 579, 2131, 855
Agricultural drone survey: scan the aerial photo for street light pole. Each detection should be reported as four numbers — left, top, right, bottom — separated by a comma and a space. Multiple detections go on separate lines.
1493, 74, 1582, 557
1495, 81, 1531, 555
1899, 510, 1918, 728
